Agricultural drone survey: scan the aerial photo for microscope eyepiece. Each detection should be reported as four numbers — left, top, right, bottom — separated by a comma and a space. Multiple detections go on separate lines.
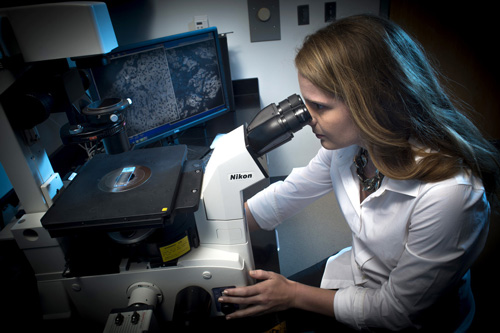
246, 94, 311, 157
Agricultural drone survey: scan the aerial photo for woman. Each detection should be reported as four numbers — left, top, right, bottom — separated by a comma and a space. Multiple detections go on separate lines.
218, 14, 499, 331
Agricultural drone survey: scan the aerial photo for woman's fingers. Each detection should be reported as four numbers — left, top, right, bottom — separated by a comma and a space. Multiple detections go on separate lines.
249, 269, 273, 280
217, 269, 297, 319
220, 270, 273, 299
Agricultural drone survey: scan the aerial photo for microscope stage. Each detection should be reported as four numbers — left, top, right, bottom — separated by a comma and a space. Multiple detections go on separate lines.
42, 145, 191, 236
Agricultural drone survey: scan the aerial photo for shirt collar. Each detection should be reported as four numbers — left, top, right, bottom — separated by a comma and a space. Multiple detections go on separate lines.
382, 177, 420, 197
334, 145, 421, 198
333, 145, 359, 167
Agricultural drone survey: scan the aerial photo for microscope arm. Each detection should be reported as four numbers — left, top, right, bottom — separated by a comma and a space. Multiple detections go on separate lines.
193, 94, 310, 271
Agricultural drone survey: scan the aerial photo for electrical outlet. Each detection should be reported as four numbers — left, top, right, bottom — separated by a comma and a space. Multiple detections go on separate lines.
325, 2, 336, 22
194, 15, 208, 30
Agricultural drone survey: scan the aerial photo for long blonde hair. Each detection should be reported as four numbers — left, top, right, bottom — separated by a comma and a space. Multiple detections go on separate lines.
295, 14, 499, 202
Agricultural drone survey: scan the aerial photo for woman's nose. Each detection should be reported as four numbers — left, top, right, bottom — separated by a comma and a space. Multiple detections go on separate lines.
307, 113, 317, 127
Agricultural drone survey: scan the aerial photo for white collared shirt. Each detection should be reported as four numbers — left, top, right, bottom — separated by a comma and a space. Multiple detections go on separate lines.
248, 145, 489, 331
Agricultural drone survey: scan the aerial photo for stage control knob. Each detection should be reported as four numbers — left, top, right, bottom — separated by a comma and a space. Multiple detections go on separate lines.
114, 313, 124, 326
131, 311, 140, 325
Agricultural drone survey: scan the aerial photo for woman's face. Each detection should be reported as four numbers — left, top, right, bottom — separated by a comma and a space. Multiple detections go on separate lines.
298, 74, 361, 150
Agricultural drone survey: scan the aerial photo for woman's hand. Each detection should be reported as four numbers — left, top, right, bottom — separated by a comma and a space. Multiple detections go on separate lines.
218, 269, 298, 319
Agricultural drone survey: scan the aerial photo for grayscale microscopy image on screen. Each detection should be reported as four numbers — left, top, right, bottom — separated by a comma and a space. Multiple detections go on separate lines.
165, 39, 224, 121
91, 38, 224, 138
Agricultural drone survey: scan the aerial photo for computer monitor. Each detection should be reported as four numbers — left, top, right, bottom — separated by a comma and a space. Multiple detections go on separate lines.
87, 27, 231, 149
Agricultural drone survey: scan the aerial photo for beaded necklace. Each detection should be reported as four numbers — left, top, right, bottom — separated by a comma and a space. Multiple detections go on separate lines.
353, 148, 384, 192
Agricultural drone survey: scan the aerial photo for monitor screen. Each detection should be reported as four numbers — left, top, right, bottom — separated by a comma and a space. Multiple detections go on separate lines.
87, 27, 230, 148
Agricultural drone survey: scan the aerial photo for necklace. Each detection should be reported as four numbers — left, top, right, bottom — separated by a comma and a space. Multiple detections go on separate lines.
353, 148, 384, 192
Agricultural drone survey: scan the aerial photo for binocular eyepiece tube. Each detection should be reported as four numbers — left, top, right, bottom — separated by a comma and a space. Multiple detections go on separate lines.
246, 94, 311, 157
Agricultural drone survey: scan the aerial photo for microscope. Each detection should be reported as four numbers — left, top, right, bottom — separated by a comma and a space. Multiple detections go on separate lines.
37, 93, 310, 331
1, 63, 310, 331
